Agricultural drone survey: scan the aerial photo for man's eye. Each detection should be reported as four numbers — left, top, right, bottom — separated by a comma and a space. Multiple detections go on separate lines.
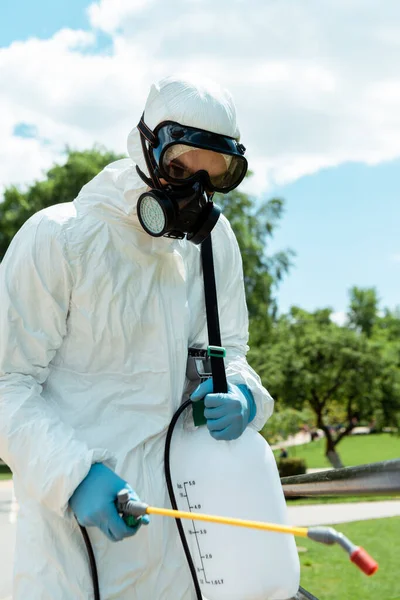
169, 162, 188, 178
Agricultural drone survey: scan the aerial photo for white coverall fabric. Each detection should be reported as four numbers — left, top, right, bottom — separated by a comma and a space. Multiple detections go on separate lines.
0, 75, 273, 600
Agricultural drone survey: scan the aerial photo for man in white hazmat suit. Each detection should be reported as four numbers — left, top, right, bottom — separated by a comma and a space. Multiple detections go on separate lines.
0, 75, 274, 599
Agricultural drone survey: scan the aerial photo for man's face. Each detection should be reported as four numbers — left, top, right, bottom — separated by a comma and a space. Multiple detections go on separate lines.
159, 147, 228, 187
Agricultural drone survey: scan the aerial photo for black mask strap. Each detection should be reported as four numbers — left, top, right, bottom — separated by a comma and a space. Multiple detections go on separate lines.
137, 114, 157, 146
137, 114, 162, 190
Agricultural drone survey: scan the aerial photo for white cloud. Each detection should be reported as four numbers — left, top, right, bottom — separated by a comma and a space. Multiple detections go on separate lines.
3, 0, 400, 195
330, 311, 348, 327
391, 254, 400, 263
0, 28, 151, 191
87, 0, 153, 33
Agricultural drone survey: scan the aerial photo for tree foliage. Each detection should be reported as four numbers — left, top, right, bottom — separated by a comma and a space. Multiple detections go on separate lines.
250, 305, 400, 467
347, 286, 379, 337
216, 185, 294, 337
261, 406, 314, 445
0, 147, 123, 260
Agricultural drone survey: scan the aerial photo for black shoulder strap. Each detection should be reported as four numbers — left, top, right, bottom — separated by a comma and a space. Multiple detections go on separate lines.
201, 235, 228, 393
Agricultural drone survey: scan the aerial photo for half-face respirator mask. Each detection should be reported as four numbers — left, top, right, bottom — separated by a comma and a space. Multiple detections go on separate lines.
136, 116, 248, 244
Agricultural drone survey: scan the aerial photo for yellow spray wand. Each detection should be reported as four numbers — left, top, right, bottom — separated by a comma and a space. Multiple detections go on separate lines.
116, 490, 378, 577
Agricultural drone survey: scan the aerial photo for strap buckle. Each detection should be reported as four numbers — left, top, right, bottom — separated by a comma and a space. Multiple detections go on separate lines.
207, 345, 226, 359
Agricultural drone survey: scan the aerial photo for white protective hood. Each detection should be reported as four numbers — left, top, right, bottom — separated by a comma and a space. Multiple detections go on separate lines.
127, 73, 240, 176
0, 74, 273, 599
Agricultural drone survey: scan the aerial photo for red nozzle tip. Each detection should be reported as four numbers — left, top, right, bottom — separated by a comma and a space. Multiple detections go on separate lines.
350, 547, 379, 576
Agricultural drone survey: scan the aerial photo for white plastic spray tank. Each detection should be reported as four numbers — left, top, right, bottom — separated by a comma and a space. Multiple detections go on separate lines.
165, 235, 300, 600
167, 351, 301, 600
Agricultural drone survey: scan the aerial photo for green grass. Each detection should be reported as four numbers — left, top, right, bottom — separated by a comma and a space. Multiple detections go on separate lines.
298, 517, 400, 599
274, 433, 400, 469
0, 472, 12, 480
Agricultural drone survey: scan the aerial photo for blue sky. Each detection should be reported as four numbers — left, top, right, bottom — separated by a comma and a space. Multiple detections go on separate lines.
268, 160, 400, 316
1, 1, 90, 45
1, 0, 399, 319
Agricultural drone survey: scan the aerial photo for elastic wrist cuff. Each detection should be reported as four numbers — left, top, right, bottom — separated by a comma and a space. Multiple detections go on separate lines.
237, 384, 256, 423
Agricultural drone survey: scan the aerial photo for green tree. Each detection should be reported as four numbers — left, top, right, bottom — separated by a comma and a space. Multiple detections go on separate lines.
216, 186, 294, 338
0, 147, 123, 260
251, 307, 400, 468
261, 406, 314, 445
373, 306, 400, 347
347, 286, 379, 337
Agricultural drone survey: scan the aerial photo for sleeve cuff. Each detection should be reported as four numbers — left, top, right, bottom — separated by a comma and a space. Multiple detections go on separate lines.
237, 384, 257, 423
59, 447, 117, 516
225, 359, 274, 431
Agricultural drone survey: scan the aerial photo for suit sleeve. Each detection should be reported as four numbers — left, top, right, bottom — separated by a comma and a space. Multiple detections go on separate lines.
0, 215, 115, 515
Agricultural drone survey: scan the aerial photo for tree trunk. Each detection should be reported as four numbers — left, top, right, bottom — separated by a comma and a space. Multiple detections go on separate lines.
326, 449, 344, 469
316, 413, 345, 469
325, 399, 356, 468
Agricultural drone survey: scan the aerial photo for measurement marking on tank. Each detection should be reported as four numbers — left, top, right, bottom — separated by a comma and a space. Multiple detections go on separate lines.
174, 481, 226, 587
181, 481, 211, 584
177, 480, 225, 585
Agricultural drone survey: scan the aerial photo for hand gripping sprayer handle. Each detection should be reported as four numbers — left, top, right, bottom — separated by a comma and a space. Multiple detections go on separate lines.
116, 490, 378, 576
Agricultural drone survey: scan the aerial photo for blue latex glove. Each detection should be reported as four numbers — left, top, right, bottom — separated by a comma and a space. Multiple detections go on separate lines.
69, 463, 150, 542
190, 378, 256, 441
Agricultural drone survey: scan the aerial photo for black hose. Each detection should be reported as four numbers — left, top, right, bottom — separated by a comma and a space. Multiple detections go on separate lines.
164, 400, 203, 600
78, 523, 101, 600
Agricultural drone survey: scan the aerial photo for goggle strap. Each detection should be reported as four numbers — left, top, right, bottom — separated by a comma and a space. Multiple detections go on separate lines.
137, 114, 157, 146
137, 123, 163, 190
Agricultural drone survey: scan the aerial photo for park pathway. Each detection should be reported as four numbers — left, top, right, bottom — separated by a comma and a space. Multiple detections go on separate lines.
287, 499, 400, 526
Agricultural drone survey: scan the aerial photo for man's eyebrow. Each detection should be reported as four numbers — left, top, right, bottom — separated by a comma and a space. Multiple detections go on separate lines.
169, 158, 185, 167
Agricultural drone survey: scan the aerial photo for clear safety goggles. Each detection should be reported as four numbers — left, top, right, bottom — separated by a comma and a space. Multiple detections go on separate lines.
151, 121, 248, 193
